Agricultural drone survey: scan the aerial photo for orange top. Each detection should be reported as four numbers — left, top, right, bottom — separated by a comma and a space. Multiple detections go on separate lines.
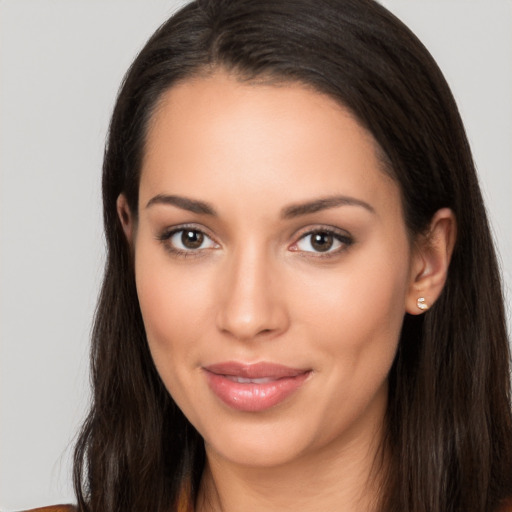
22, 507, 77, 512
21, 498, 512, 512
20, 498, 190, 512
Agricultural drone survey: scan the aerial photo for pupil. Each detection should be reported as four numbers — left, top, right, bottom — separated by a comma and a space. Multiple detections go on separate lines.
182, 230, 204, 249
311, 232, 333, 252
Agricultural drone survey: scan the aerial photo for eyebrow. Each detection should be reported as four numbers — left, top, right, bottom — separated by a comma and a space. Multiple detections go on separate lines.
146, 194, 217, 215
145, 193, 375, 218
281, 195, 375, 218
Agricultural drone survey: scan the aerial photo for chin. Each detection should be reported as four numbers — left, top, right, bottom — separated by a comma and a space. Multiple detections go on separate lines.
204, 426, 311, 468
194, 401, 340, 470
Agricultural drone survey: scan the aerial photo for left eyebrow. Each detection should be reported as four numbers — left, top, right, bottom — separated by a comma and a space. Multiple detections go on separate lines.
281, 195, 375, 219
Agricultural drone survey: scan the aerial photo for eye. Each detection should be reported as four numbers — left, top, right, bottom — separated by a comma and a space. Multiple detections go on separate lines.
293, 229, 352, 254
159, 227, 219, 254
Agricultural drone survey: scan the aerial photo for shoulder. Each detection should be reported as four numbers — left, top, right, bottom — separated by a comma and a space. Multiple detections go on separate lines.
500, 499, 512, 512
20, 506, 77, 512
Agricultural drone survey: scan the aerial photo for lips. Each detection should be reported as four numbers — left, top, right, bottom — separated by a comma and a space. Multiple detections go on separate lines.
203, 361, 311, 412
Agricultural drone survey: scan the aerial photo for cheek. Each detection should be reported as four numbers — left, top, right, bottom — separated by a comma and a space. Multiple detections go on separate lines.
133, 242, 212, 376
292, 239, 410, 381
134, 256, 216, 423
299, 252, 407, 334
292, 248, 409, 430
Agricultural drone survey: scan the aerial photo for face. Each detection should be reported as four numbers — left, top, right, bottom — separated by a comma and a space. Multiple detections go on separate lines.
123, 72, 417, 469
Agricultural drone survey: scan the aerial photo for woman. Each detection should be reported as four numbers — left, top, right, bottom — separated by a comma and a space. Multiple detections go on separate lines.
40, 0, 512, 510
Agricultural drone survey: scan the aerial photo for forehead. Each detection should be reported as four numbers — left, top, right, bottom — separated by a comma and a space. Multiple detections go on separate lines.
140, 72, 400, 218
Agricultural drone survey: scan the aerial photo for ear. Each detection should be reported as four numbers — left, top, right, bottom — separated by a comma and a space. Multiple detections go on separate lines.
405, 208, 457, 315
116, 193, 135, 245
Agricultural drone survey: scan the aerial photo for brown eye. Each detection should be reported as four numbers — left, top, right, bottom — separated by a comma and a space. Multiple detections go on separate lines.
294, 229, 353, 255
181, 230, 204, 249
162, 228, 218, 254
310, 232, 334, 252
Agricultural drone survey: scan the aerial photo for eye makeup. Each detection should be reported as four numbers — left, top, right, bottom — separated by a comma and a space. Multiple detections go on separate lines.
289, 225, 354, 260
156, 222, 354, 261
156, 224, 220, 258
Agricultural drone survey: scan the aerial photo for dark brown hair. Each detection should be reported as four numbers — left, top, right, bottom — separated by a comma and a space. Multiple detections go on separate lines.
74, 1, 512, 511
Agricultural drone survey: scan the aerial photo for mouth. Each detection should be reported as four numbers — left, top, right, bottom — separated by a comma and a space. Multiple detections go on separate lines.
202, 361, 312, 412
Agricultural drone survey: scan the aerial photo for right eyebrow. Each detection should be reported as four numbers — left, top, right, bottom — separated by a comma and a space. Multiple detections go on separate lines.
145, 194, 217, 216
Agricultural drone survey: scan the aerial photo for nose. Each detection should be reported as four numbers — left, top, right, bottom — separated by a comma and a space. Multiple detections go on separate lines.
216, 245, 290, 341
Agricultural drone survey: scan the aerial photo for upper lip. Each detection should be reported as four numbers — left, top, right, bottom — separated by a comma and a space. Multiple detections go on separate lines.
203, 361, 310, 379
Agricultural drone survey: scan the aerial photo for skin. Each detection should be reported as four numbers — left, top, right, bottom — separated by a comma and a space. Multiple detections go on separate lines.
118, 72, 455, 512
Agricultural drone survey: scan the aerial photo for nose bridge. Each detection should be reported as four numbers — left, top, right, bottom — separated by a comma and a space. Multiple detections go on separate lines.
216, 240, 288, 340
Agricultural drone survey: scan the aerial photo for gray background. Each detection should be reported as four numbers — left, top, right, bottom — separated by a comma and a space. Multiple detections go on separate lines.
1, 1, 510, 509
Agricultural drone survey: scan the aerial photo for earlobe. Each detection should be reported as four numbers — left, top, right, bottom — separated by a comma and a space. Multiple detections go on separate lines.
116, 194, 135, 245
406, 208, 457, 315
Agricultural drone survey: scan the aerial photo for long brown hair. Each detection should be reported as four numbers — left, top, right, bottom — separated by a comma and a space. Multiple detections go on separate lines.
73, 1, 512, 510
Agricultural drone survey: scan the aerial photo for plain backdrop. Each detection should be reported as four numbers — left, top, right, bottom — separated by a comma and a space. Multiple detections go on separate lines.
1, 1, 511, 509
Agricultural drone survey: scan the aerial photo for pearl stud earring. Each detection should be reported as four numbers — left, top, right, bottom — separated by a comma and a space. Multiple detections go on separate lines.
417, 297, 429, 311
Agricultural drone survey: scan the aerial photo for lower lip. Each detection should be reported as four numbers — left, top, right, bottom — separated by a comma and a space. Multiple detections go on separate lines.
204, 370, 311, 412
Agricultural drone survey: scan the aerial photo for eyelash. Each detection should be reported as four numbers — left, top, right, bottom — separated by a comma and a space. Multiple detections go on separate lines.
290, 226, 354, 258
157, 224, 219, 258
157, 225, 354, 259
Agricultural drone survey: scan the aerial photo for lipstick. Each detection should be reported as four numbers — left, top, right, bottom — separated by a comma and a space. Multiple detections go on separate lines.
203, 361, 311, 412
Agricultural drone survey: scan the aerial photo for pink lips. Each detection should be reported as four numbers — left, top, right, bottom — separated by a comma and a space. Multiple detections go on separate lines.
203, 361, 311, 412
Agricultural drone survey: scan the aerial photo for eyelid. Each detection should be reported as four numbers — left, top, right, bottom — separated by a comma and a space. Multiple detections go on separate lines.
289, 225, 354, 256
156, 223, 353, 258
157, 223, 220, 257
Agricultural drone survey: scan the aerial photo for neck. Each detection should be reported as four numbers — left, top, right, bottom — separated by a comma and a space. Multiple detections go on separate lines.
196, 413, 387, 512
